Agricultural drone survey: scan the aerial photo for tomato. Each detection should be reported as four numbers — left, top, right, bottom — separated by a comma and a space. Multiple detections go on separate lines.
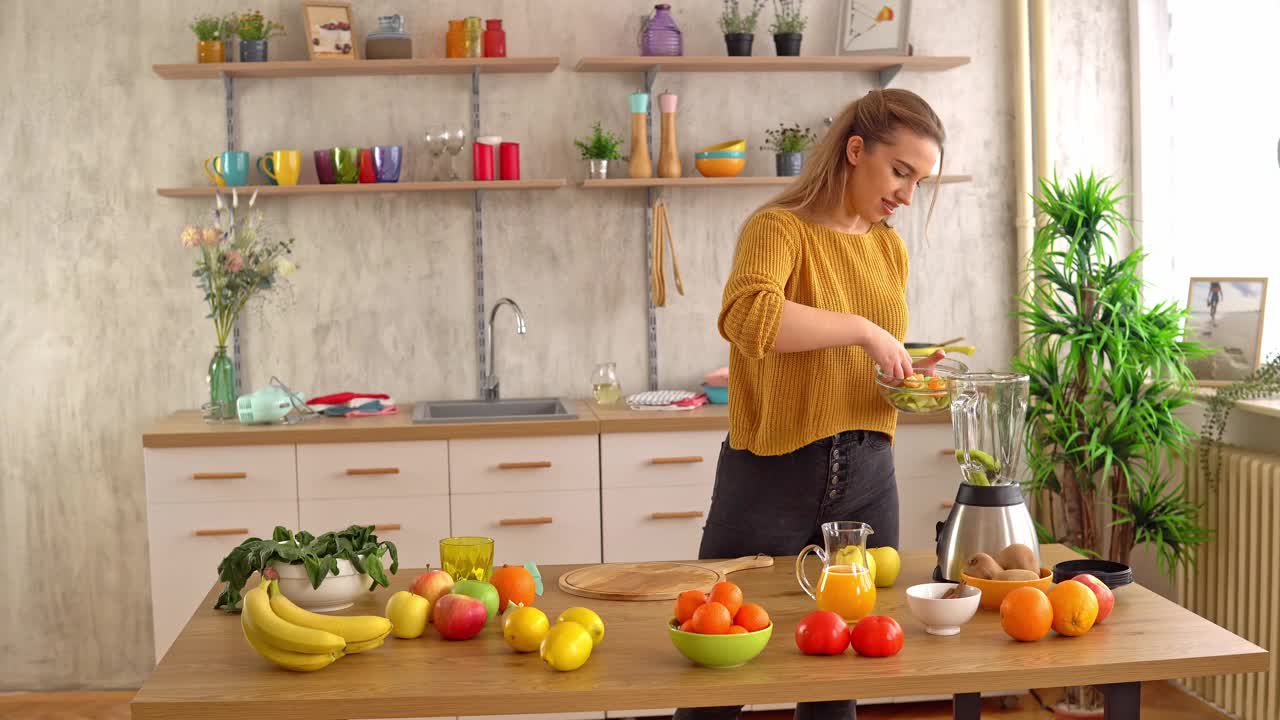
794, 611, 849, 655
849, 615, 904, 657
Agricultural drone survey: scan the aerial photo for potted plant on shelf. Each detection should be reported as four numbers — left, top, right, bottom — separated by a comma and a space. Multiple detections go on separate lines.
1199, 353, 1280, 488
770, 0, 807, 56
762, 122, 817, 176
190, 13, 231, 64
214, 525, 399, 613
719, 0, 767, 56
574, 121, 624, 180
231, 9, 286, 62
1013, 171, 1213, 715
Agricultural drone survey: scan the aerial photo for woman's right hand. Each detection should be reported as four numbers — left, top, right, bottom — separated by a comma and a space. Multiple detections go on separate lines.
859, 319, 914, 379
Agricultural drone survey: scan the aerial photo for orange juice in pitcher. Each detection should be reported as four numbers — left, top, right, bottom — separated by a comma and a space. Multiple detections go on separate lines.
815, 564, 876, 621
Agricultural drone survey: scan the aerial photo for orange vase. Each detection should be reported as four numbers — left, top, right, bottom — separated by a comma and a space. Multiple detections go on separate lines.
446, 20, 466, 58
197, 40, 224, 64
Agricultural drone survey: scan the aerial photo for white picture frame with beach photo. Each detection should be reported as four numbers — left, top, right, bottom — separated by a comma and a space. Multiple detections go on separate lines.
1185, 276, 1269, 386
302, 1, 358, 60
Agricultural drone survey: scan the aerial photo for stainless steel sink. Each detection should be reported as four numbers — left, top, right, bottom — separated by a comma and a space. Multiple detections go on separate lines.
412, 398, 577, 424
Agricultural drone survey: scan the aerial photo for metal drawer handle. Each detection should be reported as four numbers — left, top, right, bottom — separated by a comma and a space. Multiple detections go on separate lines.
192, 472, 247, 480
498, 461, 553, 470
650, 511, 705, 520
194, 527, 250, 537
499, 516, 554, 526
649, 455, 704, 465
346, 467, 401, 476
374, 523, 402, 531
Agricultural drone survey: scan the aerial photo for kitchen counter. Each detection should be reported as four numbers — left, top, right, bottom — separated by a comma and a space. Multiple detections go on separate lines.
143, 400, 946, 448
130, 544, 1267, 720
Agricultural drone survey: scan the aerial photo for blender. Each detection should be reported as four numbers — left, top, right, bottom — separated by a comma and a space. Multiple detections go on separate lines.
934, 372, 1040, 582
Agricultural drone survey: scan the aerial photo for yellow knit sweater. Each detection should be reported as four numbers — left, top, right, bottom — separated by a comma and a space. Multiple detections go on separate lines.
718, 207, 908, 456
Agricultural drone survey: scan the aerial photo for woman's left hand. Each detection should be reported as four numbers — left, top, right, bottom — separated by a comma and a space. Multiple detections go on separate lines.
913, 349, 947, 376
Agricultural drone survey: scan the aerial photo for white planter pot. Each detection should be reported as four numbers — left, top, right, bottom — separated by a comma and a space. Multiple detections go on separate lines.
270, 558, 371, 612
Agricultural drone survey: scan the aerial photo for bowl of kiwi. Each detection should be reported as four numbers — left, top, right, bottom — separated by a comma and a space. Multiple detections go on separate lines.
960, 543, 1053, 610
874, 356, 968, 414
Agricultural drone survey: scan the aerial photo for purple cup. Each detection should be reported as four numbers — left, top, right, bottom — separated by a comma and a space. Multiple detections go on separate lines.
314, 149, 337, 184
373, 145, 402, 183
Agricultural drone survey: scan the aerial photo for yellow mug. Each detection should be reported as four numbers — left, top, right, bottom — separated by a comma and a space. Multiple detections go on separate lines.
258, 149, 301, 186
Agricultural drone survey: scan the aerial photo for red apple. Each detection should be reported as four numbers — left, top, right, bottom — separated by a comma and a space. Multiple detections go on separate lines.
411, 569, 455, 619
1072, 573, 1115, 623
433, 593, 487, 640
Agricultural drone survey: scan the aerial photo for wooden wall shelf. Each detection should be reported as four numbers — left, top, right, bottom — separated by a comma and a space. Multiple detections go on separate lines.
156, 180, 567, 198
574, 55, 970, 74
152, 57, 560, 80
580, 175, 973, 189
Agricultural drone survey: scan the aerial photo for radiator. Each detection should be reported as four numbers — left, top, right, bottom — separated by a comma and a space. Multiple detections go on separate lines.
1178, 445, 1280, 720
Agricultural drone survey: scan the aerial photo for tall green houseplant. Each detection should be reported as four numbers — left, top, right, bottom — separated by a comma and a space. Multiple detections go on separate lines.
1014, 172, 1212, 575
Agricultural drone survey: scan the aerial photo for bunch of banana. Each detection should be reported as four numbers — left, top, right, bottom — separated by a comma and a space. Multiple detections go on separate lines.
266, 580, 392, 653
240, 579, 393, 672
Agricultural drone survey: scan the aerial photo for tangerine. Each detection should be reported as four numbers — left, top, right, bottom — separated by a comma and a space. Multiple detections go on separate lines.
709, 582, 744, 618
691, 601, 733, 635
679, 619, 695, 632
728, 625, 748, 634
1048, 580, 1099, 637
674, 589, 707, 624
999, 587, 1053, 642
734, 602, 771, 632
490, 565, 537, 613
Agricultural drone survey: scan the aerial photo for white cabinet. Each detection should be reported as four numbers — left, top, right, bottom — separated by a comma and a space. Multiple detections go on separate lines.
451, 489, 602, 566
298, 440, 449, 499
892, 425, 960, 552
144, 445, 296, 503
600, 431, 723, 489
449, 435, 598, 494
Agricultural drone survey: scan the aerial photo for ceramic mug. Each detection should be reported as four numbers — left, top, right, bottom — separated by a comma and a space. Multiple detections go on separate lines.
314, 149, 337, 184
258, 150, 301, 186
333, 147, 360, 184
203, 151, 250, 187
373, 145, 402, 183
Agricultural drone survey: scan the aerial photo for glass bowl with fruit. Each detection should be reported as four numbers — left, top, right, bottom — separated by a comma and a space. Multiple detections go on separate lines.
874, 356, 969, 414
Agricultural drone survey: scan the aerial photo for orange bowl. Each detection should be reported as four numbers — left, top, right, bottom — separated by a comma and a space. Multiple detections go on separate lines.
961, 567, 1054, 611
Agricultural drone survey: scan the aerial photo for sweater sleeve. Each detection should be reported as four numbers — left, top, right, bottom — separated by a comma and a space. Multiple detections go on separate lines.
718, 210, 799, 359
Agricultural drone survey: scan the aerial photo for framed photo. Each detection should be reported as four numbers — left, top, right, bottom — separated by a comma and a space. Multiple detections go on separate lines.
838, 0, 911, 55
302, 1, 358, 60
1185, 277, 1269, 385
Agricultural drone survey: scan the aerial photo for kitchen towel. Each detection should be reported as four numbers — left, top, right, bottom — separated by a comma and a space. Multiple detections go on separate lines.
319, 399, 398, 417
626, 390, 707, 411
307, 391, 393, 411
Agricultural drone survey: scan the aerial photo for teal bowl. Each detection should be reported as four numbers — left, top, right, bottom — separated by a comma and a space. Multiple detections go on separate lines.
702, 384, 728, 404
694, 150, 747, 159
668, 620, 772, 668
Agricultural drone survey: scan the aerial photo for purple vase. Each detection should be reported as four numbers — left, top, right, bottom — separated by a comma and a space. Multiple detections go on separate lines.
641, 4, 682, 57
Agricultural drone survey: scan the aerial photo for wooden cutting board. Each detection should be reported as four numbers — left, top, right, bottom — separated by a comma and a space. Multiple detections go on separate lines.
557, 555, 775, 601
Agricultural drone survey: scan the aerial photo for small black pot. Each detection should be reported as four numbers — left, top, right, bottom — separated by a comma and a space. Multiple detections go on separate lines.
776, 152, 804, 177
240, 39, 269, 62
774, 33, 802, 56
724, 33, 754, 57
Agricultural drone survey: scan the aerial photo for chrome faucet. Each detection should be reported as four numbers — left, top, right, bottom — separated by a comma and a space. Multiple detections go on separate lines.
482, 298, 526, 401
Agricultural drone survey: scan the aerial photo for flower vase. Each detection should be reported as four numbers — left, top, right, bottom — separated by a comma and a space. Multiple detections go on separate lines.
206, 345, 237, 421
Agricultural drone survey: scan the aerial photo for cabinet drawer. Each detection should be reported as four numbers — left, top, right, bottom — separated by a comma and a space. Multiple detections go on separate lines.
300, 497, 451, 570
147, 500, 298, 662
144, 446, 296, 504
450, 490, 601, 565
601, 430, 723, 489
893, 426, 960, 552
602, 485, 714, 562
298, 441, 448, 499
449, 435, 598, 494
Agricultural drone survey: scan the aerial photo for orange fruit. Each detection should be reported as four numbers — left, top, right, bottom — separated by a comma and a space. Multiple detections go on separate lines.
679, 619, 695, 632
709, 582, 744, 618
728, 625, 748, 634
490, 565, 537, 613
1048, 580, 1099, 637
691, 601, 733, 635
674, 590, 707, 624
999, 587, 1053, 642
734, 602, 771, 632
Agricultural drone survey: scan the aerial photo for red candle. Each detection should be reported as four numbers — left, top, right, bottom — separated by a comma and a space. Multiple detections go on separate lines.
472, 141, 495, 181
499, 142, 520, 180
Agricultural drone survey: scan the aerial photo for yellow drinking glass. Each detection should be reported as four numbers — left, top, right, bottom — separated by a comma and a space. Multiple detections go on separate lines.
439, 536, 495, 582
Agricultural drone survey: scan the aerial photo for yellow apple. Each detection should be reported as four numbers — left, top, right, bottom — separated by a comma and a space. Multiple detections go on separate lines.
385, 590, 430, 639
867, 546, 901, 588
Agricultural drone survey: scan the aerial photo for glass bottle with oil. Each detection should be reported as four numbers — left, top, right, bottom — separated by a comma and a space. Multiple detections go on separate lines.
592, 362, 622, 405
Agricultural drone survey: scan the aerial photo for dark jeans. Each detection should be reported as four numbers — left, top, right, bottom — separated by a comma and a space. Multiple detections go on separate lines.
673, 430, 900, 720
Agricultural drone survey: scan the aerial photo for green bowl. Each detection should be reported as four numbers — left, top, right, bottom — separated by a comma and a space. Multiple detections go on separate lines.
668, 620, 773, 668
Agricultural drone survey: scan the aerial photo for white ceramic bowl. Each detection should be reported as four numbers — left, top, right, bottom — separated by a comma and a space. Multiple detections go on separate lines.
270, 559, 371, 612
905, 582, 981, 636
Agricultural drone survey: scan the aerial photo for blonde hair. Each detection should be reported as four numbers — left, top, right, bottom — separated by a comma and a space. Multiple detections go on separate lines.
763, 89, 946, 231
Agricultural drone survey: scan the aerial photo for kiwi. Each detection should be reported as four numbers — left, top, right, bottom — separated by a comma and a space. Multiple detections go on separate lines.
996, 543, 1039, 573
964, 552, 1002, 580
994, 568, 1041, 582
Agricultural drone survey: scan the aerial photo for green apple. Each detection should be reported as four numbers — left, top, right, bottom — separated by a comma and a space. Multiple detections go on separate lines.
867, 546, 901, 588
452, 579, 500, 622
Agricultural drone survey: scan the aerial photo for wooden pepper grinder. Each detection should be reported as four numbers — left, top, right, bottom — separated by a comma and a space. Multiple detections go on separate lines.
657, 91, 681, 178
629, 90, 653, 178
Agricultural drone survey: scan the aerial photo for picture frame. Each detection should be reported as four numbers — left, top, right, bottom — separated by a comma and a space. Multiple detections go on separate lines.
302, 1, 358, 60
1184, 276, 1269, 386
837, 0, 912, 56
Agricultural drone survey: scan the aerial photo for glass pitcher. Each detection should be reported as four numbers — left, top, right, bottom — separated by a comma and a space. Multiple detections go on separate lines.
949, 373, 1030, 486
591, 362, 622, 405
795, 521, 876, 621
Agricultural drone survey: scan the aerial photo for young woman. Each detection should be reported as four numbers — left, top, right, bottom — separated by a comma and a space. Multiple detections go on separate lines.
674, 89, 945, 720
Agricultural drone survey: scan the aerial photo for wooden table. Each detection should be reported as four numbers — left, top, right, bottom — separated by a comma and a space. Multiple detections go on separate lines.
131, 545, 1267, 720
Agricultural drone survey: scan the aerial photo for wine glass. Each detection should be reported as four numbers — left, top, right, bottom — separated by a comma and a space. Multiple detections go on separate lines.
444, 124, 467, 180
423, 125, 446, 181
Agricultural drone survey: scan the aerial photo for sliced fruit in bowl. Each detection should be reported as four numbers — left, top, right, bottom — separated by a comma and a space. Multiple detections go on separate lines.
875, 356, 968, 414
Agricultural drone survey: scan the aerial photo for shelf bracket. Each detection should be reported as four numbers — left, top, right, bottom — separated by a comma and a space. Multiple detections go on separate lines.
471, 68, 489, 398
642, 69, 659, 391
878, 63, 904, 88
221, 70, 244, 393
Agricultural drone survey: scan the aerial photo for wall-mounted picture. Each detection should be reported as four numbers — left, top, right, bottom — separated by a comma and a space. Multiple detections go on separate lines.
1185, 277, 1268, 384
838, 0, 911, 55
302, 1, 357, 59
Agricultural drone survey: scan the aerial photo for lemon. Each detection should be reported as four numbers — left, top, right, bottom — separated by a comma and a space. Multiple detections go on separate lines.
540, 621, 593, 671
556, 606, 605, 647
502, 606, 550, 653
833, 548, 876, 585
